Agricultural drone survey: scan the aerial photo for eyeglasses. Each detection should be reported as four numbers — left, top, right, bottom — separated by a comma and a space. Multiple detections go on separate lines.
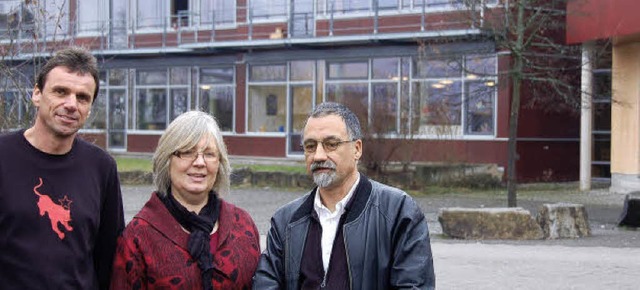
302, 138, 355, 154
173, 150, 218, 162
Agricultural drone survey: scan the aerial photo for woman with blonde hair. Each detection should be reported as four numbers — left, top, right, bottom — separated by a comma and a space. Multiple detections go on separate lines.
111, 111, 260, 289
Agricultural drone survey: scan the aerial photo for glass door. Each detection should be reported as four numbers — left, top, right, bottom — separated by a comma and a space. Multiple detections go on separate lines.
108, 89, 127, 150
288, 85, 313, 155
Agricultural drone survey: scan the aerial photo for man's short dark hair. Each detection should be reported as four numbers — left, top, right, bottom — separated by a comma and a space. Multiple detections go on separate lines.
36, 47, 100, 103
308, 102, 363, 140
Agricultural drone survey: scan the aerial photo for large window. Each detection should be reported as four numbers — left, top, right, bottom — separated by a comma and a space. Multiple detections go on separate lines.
411, 54, 496, 136
326, 60, 370, 130
251, 0, 287, 20
248, 64, 287, 132
403, 0, 499, 10
109, 0, 128, 49
326, 59, 403, 134
317, 0, 370, 14
200, 0, 235, 26
314, 0, 500, 14
412, 80, 462, 135
135, 0, 166, 29
1, 0, 37, 40
77, 0, 109, 34
464, 81, 495, 135
169, 67, 189, 121
106, 69, 128, 149
198, 67, 235, 131
242, 52, 496, 139
326, 82, 369, 126
319, 54, 496, 137
84, 71, 107, 130
132, 67, 190, 130
372, 58, 400, 133
592, 68, 612, 179
42, 0, 69, 37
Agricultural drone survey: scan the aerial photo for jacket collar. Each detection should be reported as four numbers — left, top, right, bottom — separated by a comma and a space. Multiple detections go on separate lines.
344, 175, 372, 224
291, 174, 372, 224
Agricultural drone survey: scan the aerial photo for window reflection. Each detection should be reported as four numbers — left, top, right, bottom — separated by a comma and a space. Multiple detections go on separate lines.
328, 61, 368, 79
251, 0, 287, 19
466, 54, 497, 77
248, 85, 286, 132
199, 67, 235, 131
415, 57, 461, 78
372, 83, 398, 133
465, 81, 495, 135
372, 58, 399, 80
250, 64, 286, 81
136, 88, 166, 130
291, 61, 315, 81
326, 83, 369, 127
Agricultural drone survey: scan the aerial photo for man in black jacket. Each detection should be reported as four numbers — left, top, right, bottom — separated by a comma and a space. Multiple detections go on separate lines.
253, 102, 435, 289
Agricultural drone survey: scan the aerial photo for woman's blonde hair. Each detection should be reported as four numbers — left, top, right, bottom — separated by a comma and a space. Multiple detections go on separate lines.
152, 110, 231, 196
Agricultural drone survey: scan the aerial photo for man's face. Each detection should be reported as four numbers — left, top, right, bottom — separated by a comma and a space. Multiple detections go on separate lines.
303, 115, 362, 190
32, 66, 95, 138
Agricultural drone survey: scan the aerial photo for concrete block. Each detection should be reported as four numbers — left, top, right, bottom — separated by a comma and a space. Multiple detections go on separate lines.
537, 203, 591, 239
438, 207, 544, 240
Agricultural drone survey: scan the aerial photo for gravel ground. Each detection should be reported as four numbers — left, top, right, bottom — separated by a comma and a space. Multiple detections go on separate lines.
121, 184, 640, 289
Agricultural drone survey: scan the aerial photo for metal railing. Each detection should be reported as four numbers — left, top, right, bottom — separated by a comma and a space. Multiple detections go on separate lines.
0, 0, 490, 55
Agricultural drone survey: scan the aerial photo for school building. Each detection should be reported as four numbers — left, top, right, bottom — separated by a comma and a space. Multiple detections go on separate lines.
0, 0, 607, 184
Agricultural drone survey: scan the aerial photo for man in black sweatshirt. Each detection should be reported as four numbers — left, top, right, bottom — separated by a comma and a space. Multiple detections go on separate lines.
0, 47, 124, 289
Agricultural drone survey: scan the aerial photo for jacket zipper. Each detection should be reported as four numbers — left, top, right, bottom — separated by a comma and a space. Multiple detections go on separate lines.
321, 257, 329, 288
344, 226, 352, 290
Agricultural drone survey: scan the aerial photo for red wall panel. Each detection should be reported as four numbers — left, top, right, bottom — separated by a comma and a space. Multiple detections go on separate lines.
79, 132, 106, 148
127, 134, 161, 153
567, 0, 640, 43
224, 136, 287, 157
516, 140, 579, 182
235, 63, 246, 134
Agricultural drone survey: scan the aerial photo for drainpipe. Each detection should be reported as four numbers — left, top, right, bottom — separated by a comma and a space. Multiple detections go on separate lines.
580, 42, 594, 191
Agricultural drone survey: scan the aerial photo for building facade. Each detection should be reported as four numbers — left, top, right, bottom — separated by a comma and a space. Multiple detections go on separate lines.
567, 0, 640, 193
1, 0, 581, 182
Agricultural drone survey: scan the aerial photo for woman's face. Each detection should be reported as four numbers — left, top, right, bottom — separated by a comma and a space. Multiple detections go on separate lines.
169, 136, 220, 207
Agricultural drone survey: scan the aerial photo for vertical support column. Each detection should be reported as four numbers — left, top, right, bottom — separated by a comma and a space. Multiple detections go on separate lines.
329, 1, 334, 36
210, 12, 216, 42
610, 42, 640, 194
288, 0, 294, 38
373, 0, 378, 34
421, 0, 426, 31
248, 4, 253, 40
580, 42, 594, 191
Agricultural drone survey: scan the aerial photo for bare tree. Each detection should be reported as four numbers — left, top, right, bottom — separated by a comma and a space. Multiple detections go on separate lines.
0, 0, 93, 132
465, 0, 592, 206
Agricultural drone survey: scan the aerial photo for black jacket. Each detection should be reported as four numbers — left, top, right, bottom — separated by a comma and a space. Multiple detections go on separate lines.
253, 175, 436, 289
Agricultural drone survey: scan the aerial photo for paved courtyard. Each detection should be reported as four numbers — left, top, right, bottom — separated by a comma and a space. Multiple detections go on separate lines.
122, 185, 640, 290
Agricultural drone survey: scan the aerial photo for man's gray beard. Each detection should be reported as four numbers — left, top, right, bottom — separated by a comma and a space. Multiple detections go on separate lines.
313, 171, 336, 188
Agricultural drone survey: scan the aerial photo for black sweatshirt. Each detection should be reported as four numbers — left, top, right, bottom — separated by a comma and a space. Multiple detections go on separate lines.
0, 130, 124, 289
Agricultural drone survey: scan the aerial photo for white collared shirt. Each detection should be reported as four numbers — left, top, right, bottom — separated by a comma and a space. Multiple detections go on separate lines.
313, 173, 360, 272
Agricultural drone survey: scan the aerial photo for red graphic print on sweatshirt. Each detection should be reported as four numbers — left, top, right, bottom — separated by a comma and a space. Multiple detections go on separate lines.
33, 177, 73, 239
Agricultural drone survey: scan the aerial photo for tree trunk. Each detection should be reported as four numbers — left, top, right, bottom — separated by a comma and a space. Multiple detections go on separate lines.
506, 0, 527, 207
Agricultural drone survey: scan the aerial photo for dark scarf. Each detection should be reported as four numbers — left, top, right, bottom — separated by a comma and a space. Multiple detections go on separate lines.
159, 190, 220, 290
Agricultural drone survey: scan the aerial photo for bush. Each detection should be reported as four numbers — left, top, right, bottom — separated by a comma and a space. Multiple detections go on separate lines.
439, 173, 502, 189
